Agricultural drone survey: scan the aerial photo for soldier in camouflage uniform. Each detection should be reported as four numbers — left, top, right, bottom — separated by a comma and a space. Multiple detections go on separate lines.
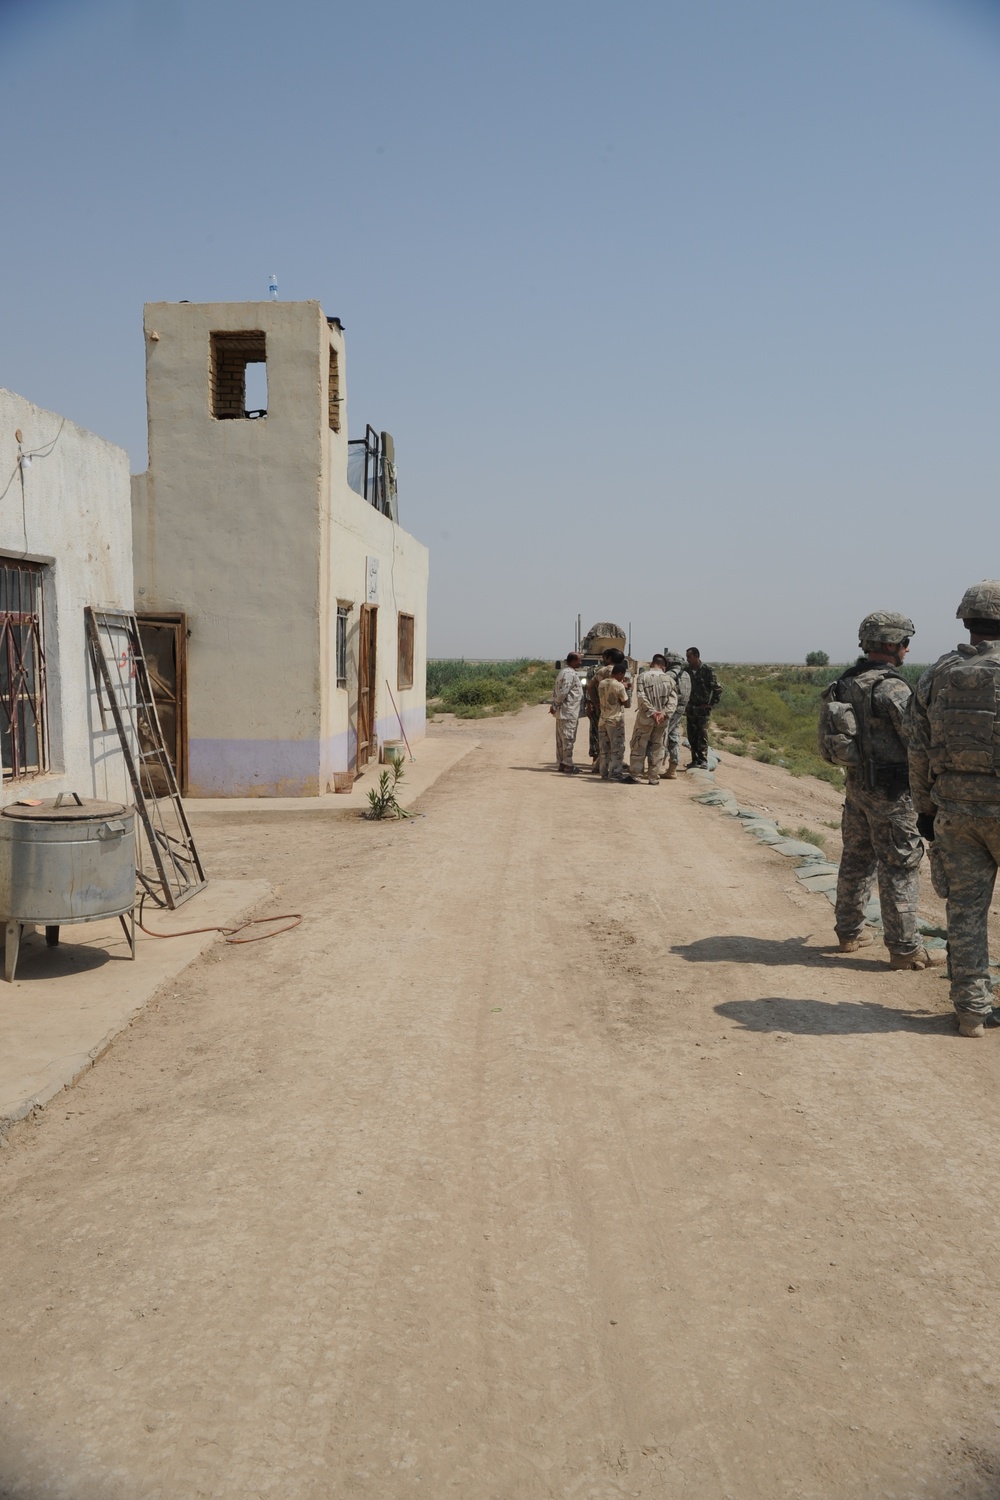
661, 651, 691, 778
629, 655, 679, 785
550, 652, 584, 773
598, 661, 631, 781
586, 649, 619, 769
829, 611, 935, 970
908, 581, 1000, 1037
684, 648, 723, 768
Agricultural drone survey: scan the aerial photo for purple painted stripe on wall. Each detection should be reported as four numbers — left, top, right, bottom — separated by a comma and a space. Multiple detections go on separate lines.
188, 705, 426, 798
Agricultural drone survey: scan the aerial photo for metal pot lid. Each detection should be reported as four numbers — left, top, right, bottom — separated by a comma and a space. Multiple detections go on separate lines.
2, 793, 130, 822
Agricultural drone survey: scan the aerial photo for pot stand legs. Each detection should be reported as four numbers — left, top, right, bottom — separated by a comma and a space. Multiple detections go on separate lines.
3, 908, 136, 981
4, 921, 22, 983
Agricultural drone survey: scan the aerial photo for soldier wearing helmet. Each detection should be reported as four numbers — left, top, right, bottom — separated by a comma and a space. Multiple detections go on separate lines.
660, 649, 691, 779
908, 581, 1000, 1037
825, 610, 936, 970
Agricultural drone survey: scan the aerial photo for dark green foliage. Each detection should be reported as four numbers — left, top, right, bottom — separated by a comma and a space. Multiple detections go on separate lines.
805, 650, 829, 666
427, 659, 557, 719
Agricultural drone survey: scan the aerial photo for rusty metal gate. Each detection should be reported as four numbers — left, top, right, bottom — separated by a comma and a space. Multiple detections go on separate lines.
85, 608, 206, 909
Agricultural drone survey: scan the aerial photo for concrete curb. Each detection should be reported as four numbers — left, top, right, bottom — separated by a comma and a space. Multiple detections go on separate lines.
183, 734, 479, 821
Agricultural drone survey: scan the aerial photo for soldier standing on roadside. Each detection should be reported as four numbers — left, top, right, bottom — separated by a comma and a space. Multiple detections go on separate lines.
828, 611, 936, 970
662, 651, 691, 779
628, 655, 679, 786
598, 661, 632, 782
550, 652, 584, 774
908, 582, 1000, 1037
587, 648, 623, 773
684, 648, 723, 769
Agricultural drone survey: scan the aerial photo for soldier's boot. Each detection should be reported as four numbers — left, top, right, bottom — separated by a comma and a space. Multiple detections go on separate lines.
838, 930, 874, 953
957, 1010, 987, 1039
888, 946, 944, 971
661, 760, 678, 780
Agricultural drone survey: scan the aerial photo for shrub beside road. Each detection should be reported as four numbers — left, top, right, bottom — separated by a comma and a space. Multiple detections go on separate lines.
428, 658, 557, 718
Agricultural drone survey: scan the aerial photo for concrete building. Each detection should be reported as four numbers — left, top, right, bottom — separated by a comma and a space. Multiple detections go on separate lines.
131, 300, 429, 797
0, 389, 133, 807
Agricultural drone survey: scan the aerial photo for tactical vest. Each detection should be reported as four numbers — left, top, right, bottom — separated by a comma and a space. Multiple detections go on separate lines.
928, 643, 1000, 783
818, 662, 909, 793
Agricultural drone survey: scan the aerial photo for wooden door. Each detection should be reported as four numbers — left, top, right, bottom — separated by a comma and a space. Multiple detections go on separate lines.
136, 613, 188, 794
356, 605, 378, 770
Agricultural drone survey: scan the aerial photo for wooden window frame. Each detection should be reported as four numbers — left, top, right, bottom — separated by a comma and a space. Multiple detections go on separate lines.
397, 613, 415, 691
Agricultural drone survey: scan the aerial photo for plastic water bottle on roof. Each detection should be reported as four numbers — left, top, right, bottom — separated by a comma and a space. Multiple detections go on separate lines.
268, 273, 278, 300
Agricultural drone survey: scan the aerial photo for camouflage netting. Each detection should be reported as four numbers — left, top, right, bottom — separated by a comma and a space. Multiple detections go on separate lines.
582, 623, 627, 653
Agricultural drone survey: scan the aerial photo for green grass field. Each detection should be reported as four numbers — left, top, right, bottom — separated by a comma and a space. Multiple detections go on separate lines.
711, 662, 927, 786
427, 659, 557, 718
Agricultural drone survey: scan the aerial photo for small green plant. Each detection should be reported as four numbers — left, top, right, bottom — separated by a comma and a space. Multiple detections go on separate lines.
364, 754, 412, 820
798, 826, 826, 848
778, 824, 826, 848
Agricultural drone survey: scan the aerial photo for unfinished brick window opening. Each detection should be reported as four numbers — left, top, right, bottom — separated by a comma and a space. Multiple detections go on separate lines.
210, 331, 267, 419
328, 345, 341, 432
336, 606, 349, 687
398, 613, 414, 690
0, 560, 48, 780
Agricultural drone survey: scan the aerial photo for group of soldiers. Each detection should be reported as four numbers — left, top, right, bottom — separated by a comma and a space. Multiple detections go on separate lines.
550, 579, 1000, 1041
823, 581, 1000, 1038
549, 645, 723, 784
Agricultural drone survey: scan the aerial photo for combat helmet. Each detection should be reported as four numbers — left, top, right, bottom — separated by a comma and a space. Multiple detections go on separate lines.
956, 580, 1000, 623
858, 611, 915, 651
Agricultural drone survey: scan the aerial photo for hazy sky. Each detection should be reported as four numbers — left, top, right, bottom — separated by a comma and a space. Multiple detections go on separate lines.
1, 0, 998, 662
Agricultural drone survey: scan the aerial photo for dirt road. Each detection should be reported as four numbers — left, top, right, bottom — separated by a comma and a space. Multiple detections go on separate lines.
2, 705, 1000, 1499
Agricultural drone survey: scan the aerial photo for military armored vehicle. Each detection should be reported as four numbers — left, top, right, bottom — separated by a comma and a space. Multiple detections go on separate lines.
579, 622, 636, 678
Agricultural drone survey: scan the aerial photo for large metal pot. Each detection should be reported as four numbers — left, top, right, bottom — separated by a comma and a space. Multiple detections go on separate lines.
0, 793, 136, 981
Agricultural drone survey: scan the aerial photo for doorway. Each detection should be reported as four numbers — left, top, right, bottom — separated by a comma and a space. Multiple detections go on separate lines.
355, 605, 378, 771
136, 613, 188, 794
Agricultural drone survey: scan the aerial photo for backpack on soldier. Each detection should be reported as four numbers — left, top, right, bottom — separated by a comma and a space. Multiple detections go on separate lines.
928, 647, 1000, 777
818, 681, 862, 767
818, 663, 909, 780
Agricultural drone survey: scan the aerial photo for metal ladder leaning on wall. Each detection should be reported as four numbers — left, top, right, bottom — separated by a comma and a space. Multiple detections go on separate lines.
85, 607, 207, 910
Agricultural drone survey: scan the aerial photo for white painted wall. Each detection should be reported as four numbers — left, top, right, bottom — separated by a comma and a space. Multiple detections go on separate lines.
133, 300, 429, 796
320, 462, 429, 784
0, 389, 133, 809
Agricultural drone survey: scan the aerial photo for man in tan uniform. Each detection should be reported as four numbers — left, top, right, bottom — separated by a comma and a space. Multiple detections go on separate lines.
550, 652, 584, 773
629, 654, 679, 785
598, 661, 631, 781
586, 648, 624, 773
